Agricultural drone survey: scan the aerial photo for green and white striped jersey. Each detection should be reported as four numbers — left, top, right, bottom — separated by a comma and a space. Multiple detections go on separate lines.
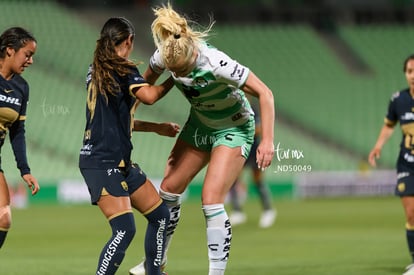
150, 42, 254, 130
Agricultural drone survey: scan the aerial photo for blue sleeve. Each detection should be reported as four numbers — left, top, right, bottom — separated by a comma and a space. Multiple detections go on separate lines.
126, 67, 149, 95
9, 119, 30, 176
10, 82, 30, 176
385, 92, 399, 125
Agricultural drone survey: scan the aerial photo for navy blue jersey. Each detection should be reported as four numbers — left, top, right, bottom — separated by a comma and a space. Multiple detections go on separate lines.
79, 65, 148, 169
0, 74, 30, 175
386, 88, 414, 173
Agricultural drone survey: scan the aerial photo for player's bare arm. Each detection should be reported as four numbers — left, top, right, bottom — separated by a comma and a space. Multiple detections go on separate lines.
133, 120, 180, 137
242, 72, 275, 169
133, 76, 174, 105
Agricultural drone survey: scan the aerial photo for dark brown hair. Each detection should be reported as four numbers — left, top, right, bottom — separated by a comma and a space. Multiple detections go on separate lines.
0, 27, 36, 59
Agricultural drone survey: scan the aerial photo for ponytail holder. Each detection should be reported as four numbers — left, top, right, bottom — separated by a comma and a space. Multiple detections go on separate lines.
173, 34, 181, 39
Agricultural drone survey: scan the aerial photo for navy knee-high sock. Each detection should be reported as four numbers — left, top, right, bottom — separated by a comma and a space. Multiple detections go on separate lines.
0, 229, 8, 249
96, 212, 136, 275
144, 201, 170, 275
229, 181, 242, 212
407, 226, 414, 262
254, 181, 273, 211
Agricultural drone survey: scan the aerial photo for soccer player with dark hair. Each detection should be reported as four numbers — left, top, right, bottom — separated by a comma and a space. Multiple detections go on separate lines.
0, 26, 40, 249
369, 54, 414, 275
79, 17, 179, 275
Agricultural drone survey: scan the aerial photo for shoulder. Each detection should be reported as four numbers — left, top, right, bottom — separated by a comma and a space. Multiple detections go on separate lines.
86, 64, 92, 86
124, 66, 147, 86
199, 43, 232, 65
12, 74, 29, 97
149, 49, 165, 74
390, 88, 409, 102
199, 43, 250, 85
13, 74, 28, 87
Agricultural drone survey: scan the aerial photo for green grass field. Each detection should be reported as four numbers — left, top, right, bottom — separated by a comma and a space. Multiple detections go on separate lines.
0, 196, 409, 275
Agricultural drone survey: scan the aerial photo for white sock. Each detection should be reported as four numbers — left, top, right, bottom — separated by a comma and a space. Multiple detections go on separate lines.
160, 189, 182, 265
202, 204, 232, 274
209, 269, 225, 275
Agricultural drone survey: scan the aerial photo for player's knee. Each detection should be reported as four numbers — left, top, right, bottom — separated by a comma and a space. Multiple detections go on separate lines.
0, 205, 11, 229
159, 190, 181, 233
109, 212, 136, 247
145, 200, 170, 225
96, 213, 136, 274
408, 219, 414, 230
406, 209, 414, 227
159, 189, 181, 207
201, 193, 223, 205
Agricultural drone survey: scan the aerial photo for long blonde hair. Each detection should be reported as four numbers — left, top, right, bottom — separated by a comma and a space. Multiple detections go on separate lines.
151, 2, 214, 68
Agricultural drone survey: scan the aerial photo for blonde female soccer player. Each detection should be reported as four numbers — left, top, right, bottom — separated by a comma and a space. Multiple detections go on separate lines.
130, 3, 275, 275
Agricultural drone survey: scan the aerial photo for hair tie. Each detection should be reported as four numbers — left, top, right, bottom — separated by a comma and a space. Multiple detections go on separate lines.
173, 34, 180, 39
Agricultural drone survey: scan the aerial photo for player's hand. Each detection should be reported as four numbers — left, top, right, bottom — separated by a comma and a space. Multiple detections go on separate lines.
368, 147, 381, 167
22, 174, 40, 195
156, 122, 180, 137
256, 140, 274, 171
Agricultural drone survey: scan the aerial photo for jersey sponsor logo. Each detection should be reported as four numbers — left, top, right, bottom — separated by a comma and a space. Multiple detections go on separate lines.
0, 94, 21, 106
398, 182, 406, 193
182, 85, 200, 99
193, 77, 208, 88
107, 168, 121, 176
3, 89, 13, 93
219, 60, 228, 67
230, 64, 246, 81
401, 112, 414, 121
153, 218, 167, 267
80, 144, 93, 155
404, 152, 414, 163
134, 76, 145, 82
194, 102, 215, 108
397, 172, 410, 179
96, 230, 126, 275
224, 133, 234, 141
121, 181, 128, 191
231, 112, 242, 121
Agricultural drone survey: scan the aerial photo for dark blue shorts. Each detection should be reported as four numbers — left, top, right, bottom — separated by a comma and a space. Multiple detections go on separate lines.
80, 164, 147, 205
396, 173, 414, 196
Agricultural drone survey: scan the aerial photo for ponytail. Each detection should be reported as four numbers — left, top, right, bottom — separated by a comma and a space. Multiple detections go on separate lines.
151, 2, 214, 68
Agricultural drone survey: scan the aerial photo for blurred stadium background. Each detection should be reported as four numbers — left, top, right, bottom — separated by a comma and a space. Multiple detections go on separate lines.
1, 0, 412, 204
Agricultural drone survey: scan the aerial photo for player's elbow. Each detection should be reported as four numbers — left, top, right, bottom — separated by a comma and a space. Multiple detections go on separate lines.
135, 88, 158, 105
140, 96, 157, 105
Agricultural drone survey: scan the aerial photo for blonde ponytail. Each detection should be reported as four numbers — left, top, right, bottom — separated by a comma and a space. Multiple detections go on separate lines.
151, 2, 214, 68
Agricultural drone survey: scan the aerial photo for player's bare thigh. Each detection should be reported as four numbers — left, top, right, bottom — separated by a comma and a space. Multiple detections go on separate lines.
97, 179, 163, 219
130, 179, 163, 213
97, 195, 132, 219
161, 138, 209, 194
402, 196, 414, 225
202, 145, 246, 205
